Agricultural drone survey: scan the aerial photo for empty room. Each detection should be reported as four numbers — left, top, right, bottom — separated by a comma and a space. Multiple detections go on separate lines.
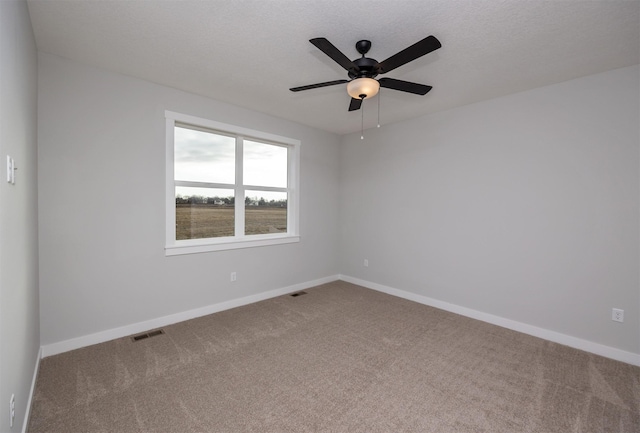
1, 0, 639, 432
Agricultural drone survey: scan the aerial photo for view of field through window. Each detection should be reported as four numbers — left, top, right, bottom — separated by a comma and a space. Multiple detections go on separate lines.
174, 125, 288, 241
175, 191, 287, 240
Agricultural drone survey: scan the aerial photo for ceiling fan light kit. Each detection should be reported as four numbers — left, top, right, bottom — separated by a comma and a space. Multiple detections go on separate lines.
347, 77, 380, 100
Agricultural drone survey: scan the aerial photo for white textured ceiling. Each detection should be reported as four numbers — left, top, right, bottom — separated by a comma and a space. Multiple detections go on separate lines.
27, 0, 640, 135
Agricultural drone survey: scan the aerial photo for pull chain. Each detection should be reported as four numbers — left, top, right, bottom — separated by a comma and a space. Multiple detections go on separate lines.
360, 96, 365, 139
361, 106, 364, 139
377, 90, 381, 128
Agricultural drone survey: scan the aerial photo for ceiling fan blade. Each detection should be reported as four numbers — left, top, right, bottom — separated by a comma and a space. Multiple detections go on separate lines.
290, 79, 349, 92
378, 77, 432, 95
310, 38, 360, 73
348, 98, 363, 111
378, 35, 441, 74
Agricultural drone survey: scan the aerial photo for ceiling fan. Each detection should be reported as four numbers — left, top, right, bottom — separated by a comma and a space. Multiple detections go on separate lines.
290, 36, 442, 111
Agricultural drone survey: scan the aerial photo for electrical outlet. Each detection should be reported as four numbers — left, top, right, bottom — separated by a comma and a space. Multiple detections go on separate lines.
230, 272, 237, 282
612, 308, 624, 323
363, 259, 368, 267
9, 394, 14, 428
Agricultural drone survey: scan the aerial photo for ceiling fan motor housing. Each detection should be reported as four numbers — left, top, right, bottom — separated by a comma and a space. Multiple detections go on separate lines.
348, 57, 380, 79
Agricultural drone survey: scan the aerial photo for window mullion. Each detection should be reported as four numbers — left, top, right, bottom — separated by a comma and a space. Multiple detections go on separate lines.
235, 136, 245, 237
242, 185, 288, 193
175, 180, 235, 189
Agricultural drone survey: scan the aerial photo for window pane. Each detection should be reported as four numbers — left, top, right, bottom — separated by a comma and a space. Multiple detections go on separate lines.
243, 140, 287, 188
175, 126, 235, 184
176, 187, 234, 240
245, 191, 287, 235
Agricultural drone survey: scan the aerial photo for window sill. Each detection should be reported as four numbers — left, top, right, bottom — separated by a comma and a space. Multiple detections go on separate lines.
165, 234, 300, 256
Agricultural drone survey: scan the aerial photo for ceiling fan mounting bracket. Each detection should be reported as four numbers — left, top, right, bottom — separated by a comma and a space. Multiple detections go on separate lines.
355, 40, 372, 56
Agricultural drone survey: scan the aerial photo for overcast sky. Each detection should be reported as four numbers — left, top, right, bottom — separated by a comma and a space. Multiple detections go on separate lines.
175, 126, 287, 201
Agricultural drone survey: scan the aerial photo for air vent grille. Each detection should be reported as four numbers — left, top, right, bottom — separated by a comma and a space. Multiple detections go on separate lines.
131, 329, 165, 342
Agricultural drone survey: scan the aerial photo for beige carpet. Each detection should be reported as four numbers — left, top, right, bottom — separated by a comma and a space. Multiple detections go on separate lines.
28, 281, 640, 432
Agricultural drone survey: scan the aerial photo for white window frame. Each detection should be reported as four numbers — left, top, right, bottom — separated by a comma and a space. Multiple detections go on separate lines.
165, 111, 300, 255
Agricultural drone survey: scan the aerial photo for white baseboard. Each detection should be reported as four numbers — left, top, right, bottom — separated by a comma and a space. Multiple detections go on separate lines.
22, 346, 42, 433
41, 275, 340, 357
340, 275, 640, 367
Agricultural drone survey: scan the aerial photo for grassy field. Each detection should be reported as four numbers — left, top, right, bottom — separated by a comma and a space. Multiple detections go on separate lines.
176, 204, 287, 240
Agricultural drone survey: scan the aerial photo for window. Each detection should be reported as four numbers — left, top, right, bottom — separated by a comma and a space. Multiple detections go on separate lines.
165, 111, 300, 255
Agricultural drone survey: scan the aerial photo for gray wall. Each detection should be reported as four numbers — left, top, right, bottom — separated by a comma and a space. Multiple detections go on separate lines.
38, 52, 341, 346
31, 27, 640, 363
339, 65, 640, 354
0, 0, 40, 431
